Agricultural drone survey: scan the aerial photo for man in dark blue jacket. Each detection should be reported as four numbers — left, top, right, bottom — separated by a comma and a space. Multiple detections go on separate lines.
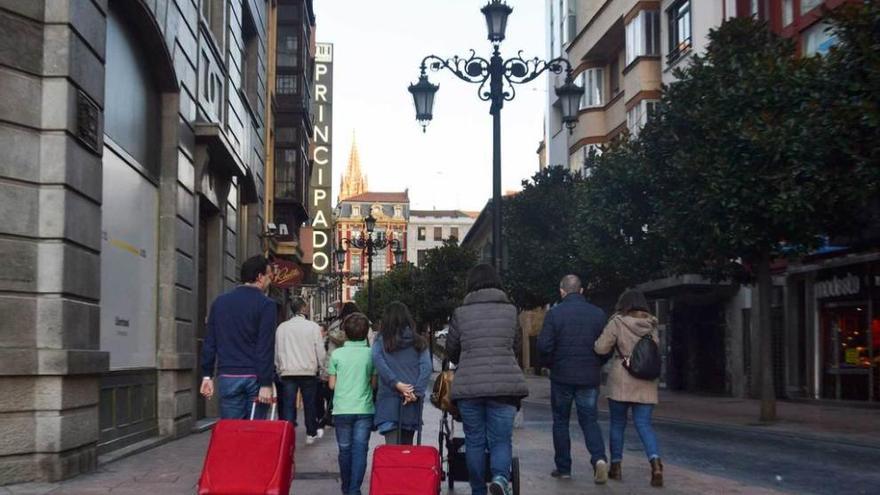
537, 274, 609, 484
199, 255, 277, 419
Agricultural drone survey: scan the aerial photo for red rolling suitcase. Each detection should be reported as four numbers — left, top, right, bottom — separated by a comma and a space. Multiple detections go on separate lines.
198, 399, 295, 495
369, 399, 440, 495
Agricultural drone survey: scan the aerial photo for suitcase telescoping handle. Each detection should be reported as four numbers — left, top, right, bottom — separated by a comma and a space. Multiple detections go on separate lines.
397, 395, 423, 445
250, 385, 278, 420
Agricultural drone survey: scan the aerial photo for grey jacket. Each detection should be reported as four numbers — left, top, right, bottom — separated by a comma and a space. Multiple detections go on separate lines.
447, 288, 529, 401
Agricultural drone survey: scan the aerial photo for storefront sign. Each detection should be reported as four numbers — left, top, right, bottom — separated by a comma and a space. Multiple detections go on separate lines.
310, 42, 334, 273
815, 272, 861, 299
272, 259, 304, 289
844, 348, 860, 366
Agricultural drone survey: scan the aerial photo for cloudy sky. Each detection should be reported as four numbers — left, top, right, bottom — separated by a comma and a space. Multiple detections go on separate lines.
313, 0, 547, 212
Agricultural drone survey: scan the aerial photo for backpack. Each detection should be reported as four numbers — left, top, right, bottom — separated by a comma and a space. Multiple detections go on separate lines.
615, 328, 661, 381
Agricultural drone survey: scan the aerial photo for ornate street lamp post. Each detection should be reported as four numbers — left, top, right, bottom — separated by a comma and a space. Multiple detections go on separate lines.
409, 0, 584, 272
339, 214, 403, 321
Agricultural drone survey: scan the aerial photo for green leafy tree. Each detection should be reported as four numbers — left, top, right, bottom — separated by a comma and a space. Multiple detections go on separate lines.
641, 17, 876, 421
822, 2, 880, 193
503, 166, 585, 309
573, 139, 665, 302
417, 240, 477, 331
354, 240, 476, 332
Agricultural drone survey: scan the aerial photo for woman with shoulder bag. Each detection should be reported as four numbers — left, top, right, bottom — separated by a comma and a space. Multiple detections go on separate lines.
594, 289, 663, 488
371, 302, 432, 445
446, 264, 528, 495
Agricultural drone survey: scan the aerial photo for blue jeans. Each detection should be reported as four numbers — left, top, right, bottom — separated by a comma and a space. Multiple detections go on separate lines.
458, 399, 516, 495
279, 376, 319, 436
608, 399, 660, 462
217, 375, 268, 419
550, 382, 606, 473
334, 414, 373, 495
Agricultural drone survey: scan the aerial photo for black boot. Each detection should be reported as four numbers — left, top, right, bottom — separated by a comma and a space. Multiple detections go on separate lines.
609, 462, 622, 481
650, 458, 663, 487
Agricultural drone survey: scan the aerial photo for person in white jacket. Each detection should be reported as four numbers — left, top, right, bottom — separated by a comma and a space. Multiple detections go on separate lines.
276, 297, 326, 444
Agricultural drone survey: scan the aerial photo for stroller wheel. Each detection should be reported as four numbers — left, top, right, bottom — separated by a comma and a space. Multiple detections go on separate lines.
511, 457, 521, 495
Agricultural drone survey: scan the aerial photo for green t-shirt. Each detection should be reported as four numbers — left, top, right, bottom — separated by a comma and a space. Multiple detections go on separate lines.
328, 340, 375, 415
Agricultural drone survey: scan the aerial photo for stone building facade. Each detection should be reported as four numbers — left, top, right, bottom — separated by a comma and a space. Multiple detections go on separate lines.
0, 0, 270, 483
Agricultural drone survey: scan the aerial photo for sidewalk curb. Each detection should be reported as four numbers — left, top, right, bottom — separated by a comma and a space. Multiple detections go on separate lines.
521, 398, 880, 452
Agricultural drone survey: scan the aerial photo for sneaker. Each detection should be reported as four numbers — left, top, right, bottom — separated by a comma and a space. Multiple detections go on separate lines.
316, 428, 325, 439
488, 476, 511, 495
551, 470, 572, 479
305, 435, 317, 445
594, 459, 609, 484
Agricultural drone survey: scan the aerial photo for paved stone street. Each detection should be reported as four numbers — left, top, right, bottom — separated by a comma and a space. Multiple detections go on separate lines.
11, 375, 880, 494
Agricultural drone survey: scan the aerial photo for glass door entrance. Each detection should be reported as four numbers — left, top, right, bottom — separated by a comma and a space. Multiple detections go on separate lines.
820, 302, 873, 401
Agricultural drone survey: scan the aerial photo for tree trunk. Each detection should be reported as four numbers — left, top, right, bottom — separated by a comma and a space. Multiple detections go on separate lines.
757, 251, 777, 422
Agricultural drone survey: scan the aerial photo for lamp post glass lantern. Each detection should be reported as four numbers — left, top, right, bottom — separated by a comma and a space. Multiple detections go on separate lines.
481, 0, 513, 43
409, 2, 583, 272
408, 75, 439, 132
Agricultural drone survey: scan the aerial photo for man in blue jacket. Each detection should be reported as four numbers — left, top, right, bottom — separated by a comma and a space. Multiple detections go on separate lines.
537, 274, 609, 484
199, 255, 277, 419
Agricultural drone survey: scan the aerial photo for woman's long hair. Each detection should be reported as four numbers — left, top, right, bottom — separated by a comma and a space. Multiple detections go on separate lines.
614, 289, 651, 316
381, 301, 426, 353
466, 263, 503, 294
339, 301, 361, 320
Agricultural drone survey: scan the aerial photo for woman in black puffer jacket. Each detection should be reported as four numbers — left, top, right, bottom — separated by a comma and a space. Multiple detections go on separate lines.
446, 264, 528, 495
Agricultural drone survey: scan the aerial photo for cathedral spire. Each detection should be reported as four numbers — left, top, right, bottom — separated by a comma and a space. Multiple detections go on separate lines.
339, 131, 367, 201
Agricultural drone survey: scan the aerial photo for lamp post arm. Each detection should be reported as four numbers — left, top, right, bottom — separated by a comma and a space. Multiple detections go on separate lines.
503, 53, 575, 86
420, 51, 491, 85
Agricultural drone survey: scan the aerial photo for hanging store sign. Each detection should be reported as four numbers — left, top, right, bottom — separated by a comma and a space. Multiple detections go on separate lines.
272, 259, 305, 289
310, 42, 334, 273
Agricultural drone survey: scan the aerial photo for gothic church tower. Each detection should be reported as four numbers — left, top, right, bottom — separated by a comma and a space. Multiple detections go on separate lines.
338, 133, 367, 201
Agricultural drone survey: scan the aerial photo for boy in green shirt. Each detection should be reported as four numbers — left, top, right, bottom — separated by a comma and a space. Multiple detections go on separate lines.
328, 313, 376, 495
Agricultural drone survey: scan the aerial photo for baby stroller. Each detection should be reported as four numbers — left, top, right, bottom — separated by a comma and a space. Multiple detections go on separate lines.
434, 361, 521, 494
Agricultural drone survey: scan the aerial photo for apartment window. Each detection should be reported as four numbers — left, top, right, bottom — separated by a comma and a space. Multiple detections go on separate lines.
274, 149, 298, 199
569, 144, 602, 174
433, 227, 443, 241
417, 226, 426, 241
276, 74, 298, 95
579, 68, 604, 109
450, 227, 459, 240
626, 100, 659, 137
609, 57, 620, 96
803, 21, 837, 56
561, 0, 577, 45
201, 0, 226, 52
277, 26, 299, 68
372, 249, 387, 274
782, 0, 794, 26
350, 254, 361, 275
625, 10, 660, 65
667, 0, 692, 64
417, 249, 428, 267
241, 7, 259, 110
800, 0, 823, 15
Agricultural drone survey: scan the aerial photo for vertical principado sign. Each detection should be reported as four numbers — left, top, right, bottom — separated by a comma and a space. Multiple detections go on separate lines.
311, 42, 333, 272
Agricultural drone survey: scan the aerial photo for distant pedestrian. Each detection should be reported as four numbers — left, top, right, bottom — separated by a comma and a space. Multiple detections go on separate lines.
315, 322, 330, 428
372, 302, 432, 445
323, 302, 363, 426
329, 313, 377, 495
537, 274, 609, 483
200, 255, 276, 419
447, 264, 528, 495
275, 297, 326, 444
594, 289, 663, 487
